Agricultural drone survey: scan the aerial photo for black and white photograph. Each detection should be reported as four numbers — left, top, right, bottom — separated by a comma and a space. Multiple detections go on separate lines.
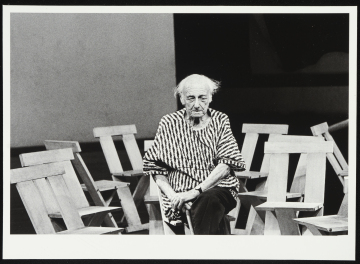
3, 5, 356, 260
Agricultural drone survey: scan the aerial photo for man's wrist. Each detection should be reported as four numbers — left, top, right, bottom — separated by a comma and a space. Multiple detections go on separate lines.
194, 186, 202, 194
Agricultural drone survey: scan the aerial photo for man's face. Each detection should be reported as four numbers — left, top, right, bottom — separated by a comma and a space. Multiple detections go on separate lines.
182, 84, 211, 118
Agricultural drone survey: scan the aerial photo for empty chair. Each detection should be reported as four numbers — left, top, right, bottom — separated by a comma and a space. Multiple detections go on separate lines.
11, 162, 123, 234
238, 135, 324, 235
256, 141, 333, 235
93, 124, 149, 232
231, 123, 289, 235
19, 148, 122, 231
44, 140, 147, 233
293, 176, 348, 235
311, 120, 348, 186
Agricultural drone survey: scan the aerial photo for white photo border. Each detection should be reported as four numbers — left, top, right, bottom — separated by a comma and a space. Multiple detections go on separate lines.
3, 5, 357, 260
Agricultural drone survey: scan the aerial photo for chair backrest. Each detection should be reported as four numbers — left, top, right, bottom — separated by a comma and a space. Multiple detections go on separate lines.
269, 135, 325, 194
11, 163, 85, 233
44, 140, 108, 206
241, 123, 289, 175
311, 122, 348, 185
264, 141, 333, 210
19, 148, 90, 210
93, 124, 143, 174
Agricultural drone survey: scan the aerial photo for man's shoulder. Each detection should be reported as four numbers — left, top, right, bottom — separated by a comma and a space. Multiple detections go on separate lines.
160, 109, 185, 124
209, 108, 229, 121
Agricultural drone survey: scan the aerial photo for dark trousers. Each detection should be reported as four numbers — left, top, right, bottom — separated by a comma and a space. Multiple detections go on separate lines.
169, 186, 236, 235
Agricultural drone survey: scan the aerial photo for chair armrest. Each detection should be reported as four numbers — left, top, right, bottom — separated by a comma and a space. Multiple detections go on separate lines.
49, 206, 122, 218
113, 170, 144, 177
144, 195, 159, 204
81, 180, 129, 192
256, 202, 323, 212
235, 171, 268, 179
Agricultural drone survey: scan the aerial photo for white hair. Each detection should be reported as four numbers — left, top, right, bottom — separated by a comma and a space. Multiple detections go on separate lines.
174, 74, 221, 104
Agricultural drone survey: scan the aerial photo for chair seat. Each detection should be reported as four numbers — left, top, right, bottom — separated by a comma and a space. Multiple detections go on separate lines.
256, 202, 323, 212
113, 170, 144, 177
58, 226, 124, 234
238, 191, 302, 199
293, 215, 348, 232
144, 195, 159, 204
49, 206, 122, 218
235, 170, 268, 179
81, 179, 129, 192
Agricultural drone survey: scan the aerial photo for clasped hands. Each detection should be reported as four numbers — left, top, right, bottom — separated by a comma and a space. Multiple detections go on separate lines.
170, 190, 198, 213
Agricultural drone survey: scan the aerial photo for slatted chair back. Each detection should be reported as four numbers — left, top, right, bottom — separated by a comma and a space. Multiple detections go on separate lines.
19, 148, 90, 211
44, 140, 109, 207
93, 124, 143, 175
241, 123, 289, 179
311, 121, 348, 186
259, 141, 333, 235
269, 135, 325, 195
11, 163, 85, 234
265, 141, 333, 211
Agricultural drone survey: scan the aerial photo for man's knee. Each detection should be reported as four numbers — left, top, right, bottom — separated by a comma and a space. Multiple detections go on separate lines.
192, 191, 222, 212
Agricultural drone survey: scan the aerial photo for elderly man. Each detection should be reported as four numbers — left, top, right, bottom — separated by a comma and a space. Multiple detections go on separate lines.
143, 74, 245, 234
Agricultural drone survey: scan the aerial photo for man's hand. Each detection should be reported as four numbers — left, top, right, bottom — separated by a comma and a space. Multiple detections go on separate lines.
170, 190, 198, 210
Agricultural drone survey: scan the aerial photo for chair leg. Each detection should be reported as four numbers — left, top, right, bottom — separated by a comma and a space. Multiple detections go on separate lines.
51, 219, 66, 232
305, 224, 328, 236
147, 203, 165, 235
275, 209, 301, 235
132, 175, 150, 208
264, 211, 281, 235
87, 211, 111, 227
185, 209, 194, 235
99, 189, 119, 227
299, 209, 323, 236
227, 197, 241, 234
245, 197, 266, 235
116, 186, 142, 226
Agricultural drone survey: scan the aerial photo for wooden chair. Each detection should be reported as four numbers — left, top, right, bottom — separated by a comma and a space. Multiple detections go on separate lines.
12, 161, 123, 234
93, 124, 149, 232
143, 140, 194, 235
293, 176, 348, 235
143, 140, 165, 235
44, 140, 147, 233
231, 123, 289, 235
19, 148, 123, 231
310, 120, 348, 186
237, 135, 325, 235
256, 141, 333, 235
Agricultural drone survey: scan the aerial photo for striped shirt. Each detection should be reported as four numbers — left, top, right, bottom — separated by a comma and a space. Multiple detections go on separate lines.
143, 108, 246, 220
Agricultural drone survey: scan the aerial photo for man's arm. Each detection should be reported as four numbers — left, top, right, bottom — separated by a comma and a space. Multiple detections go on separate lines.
166, 163, 231, 210
153, 174, 176, 199
154, 174, 199, 211
196, 163, 230, 191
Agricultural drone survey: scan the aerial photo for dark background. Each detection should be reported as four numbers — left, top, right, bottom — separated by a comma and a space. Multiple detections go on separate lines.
173, 13, 349, 224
